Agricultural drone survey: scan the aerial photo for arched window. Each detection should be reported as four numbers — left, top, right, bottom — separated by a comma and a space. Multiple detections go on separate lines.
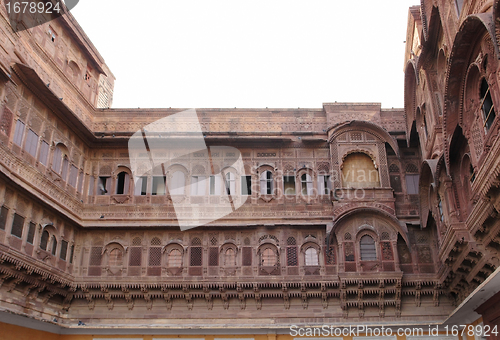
52, 146, 63, 173
301, 173, 313, 196
108, 248, 123, 266
167, 249, 182, 267
170, 171, 185, 195
342, 153, 380, 188
116, 171, 130, 195
480, 78, 496, 133
261, 248, 276, 266
360, 235, 377, 261
224, 248, 236, 266
260, 170, 273, 195
305, 247, 319, 266
40, 230, 49, 251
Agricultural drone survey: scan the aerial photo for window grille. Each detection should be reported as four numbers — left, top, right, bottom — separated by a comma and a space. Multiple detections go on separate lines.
287, 237, 296, 245
243, 237, 251, 246
406, 163, 419, 173
89, 246, 102, 266
389, 164, 400, 173
148, 247, 162, 266
242, 247, 252, 266
210, 234, 218, 246
88, 246, 102, 276
344, 232, 352, 240
151, 237, 161, 246
360, 235, 377, 260
190, 246, 202, 266
129, 247, 142, 266
209, 247, 219, 266
191, 237, 201, 246
286, 246, 297, 266
132, 237, 142, 246
381, 231, 390, 240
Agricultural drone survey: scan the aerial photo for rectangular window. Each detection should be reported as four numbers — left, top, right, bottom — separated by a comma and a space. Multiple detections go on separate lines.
134, 176, 148, 195
11, 213, 24, 238
0, 206, 8, 230
60, 240, 68, 261
241, 176, 252, 195
27, 222, 36, 244
283, 176, 296, 195
38, 141, 49, 165
210, 175, 222, 195
77, 172, 84, 192
68, 165, 78, 187
98, 176, 110, 195
24, 129, 38, 157
69, 245, 74, 264
406, 174, 419, 195
190, 176, 207, 196
13, 120, 25, 146
152, 176, 166, 195
317, 175, 331, 195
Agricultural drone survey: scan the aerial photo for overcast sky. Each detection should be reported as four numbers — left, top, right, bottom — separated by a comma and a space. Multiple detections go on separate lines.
71, 1, 419, 110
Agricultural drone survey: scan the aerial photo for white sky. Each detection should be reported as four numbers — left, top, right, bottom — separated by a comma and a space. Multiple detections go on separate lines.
71, 1, 419, 110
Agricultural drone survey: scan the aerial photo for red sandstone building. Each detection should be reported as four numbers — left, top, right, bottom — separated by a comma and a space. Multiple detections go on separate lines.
0, 0, 499, 339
